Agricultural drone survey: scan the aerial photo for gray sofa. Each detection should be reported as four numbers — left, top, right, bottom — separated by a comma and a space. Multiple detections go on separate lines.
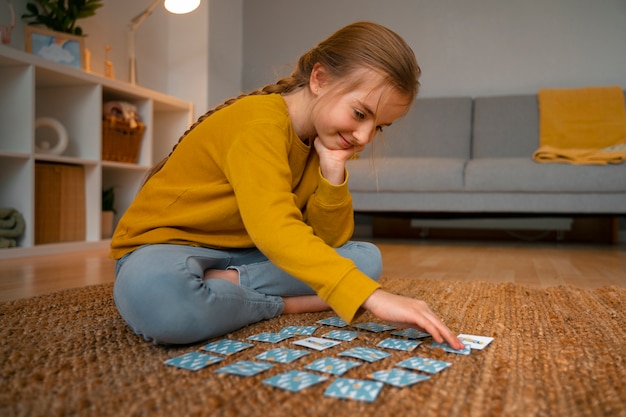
347, 93, 626, 215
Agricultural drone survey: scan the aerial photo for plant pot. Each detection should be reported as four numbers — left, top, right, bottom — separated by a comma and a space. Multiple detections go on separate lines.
101, 210, 114, 239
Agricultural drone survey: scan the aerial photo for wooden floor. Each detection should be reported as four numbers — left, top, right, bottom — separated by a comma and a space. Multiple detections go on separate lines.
0, 239, 624, 302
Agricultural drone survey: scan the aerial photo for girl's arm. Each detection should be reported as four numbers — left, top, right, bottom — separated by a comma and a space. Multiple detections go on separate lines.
300, 137, 357, 248
313, 138, 464, 350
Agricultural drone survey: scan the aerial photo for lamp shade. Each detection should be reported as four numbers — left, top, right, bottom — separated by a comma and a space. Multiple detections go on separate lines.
164, 0, 200, 14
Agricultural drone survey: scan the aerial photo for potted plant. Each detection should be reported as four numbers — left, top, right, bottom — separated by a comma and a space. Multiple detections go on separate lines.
101, 186, 116, 239
22, 0, 103, 36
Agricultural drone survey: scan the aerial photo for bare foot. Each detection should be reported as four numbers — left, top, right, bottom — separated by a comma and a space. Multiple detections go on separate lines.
203, 268, 239, 284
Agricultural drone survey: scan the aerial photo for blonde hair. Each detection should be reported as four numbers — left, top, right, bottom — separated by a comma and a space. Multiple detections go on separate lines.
145, 21, 420, 181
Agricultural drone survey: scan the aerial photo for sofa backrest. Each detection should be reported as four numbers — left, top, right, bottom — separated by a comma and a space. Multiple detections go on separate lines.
362, 96, 473, 159
472, 94, 539, 158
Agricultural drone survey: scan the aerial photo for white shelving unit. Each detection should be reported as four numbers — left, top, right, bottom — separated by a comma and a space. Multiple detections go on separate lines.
0, 45, 193, 259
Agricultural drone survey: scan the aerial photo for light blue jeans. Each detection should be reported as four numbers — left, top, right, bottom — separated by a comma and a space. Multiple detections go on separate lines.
113, 242, 382, 345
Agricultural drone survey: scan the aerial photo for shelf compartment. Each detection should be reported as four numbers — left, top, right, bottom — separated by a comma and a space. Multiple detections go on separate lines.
35, 84, 101, 161
0, 65, 34, 154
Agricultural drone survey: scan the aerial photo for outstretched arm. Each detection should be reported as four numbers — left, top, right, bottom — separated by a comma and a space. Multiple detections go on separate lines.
281, 289, 463, 349
313, 138, 463, 349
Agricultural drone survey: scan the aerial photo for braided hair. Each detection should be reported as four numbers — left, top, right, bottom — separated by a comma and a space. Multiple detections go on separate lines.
145, 21, 420, 182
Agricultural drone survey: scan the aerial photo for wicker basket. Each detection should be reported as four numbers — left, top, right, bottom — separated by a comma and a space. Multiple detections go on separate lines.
102, 114, 146, 163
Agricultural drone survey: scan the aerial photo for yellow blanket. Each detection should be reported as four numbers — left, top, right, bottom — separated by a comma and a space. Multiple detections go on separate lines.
533, 86, 626, 165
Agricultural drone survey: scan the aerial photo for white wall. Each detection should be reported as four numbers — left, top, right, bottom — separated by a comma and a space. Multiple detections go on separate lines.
242, 0, 626, 98
208, 0, 243, 109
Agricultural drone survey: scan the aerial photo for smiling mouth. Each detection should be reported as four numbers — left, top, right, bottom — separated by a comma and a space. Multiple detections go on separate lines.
339, 134, 353, 149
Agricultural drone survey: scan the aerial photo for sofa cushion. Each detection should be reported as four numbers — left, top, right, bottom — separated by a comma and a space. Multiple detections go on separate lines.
472, 95, 539, 158
465, 158, 626, 192
361, 96, 473, 159
348, 157, 466, 192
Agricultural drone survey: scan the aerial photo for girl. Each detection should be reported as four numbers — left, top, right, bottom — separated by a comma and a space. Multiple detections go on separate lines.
111, 21, 463, 349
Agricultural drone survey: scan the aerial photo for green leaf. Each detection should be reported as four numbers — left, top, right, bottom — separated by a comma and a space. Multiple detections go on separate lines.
21, 0, 103, 35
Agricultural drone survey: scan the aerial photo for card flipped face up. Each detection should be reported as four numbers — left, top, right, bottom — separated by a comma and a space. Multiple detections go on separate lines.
458, 334, 494, 350
292, 337, 341, 351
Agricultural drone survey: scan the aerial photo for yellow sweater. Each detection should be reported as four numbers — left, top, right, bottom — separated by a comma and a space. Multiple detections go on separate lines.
110, 94, 380, 322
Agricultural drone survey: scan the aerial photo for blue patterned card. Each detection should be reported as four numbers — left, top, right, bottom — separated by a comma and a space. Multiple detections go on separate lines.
322, 330, 358, 341
338, 347, 391, 363
247, 332, 292, 343
214, 360, 273, 376
263, 370, 328, 392
396, 357, 452, 374
324, 378, 384, 402
255, 348, 310, 364
305, 357, 362, 376
369, 369, 430, 387
431, 341, 472, 355
391, 328, 431, 339
202, 339, 253, 356
352, 322, 396, 333
280, 325, 318, 336
317, 317, 348, 328
164, 352, 223, 371
377, 338, 421, 352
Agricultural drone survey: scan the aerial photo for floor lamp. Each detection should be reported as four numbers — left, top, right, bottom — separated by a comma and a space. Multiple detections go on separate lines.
129, 0, 200, 85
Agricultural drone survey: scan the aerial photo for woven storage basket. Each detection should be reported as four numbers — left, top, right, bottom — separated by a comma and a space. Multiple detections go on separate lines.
102, 115, 146, 163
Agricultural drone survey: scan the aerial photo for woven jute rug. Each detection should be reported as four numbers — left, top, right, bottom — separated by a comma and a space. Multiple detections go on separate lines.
1, 278, 624, 417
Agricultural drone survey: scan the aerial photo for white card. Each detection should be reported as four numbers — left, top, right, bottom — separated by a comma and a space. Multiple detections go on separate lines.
292, 337, 341, 351
458, 334, 494, 350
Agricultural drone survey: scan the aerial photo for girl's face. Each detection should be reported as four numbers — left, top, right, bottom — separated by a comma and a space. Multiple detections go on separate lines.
310, 69, 410, 153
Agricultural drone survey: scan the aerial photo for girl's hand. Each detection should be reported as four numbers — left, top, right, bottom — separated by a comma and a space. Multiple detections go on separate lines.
313, 137, 362, 185
363, 289, 465, 350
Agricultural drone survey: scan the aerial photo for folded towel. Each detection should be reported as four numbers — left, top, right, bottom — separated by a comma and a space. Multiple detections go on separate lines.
0, 207, 25, 248
533, 86, 626, 165
0, 207, 25, 237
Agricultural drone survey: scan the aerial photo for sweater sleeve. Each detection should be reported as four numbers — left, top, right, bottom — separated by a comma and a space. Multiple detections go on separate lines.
303, 169, 354, 248
224, 124, 380, 323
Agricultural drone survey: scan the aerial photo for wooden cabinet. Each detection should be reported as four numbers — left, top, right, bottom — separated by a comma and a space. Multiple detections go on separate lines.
0, 45, 193, 258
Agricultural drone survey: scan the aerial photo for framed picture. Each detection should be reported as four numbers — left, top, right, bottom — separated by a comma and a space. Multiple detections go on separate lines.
24, 26, 85, 69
